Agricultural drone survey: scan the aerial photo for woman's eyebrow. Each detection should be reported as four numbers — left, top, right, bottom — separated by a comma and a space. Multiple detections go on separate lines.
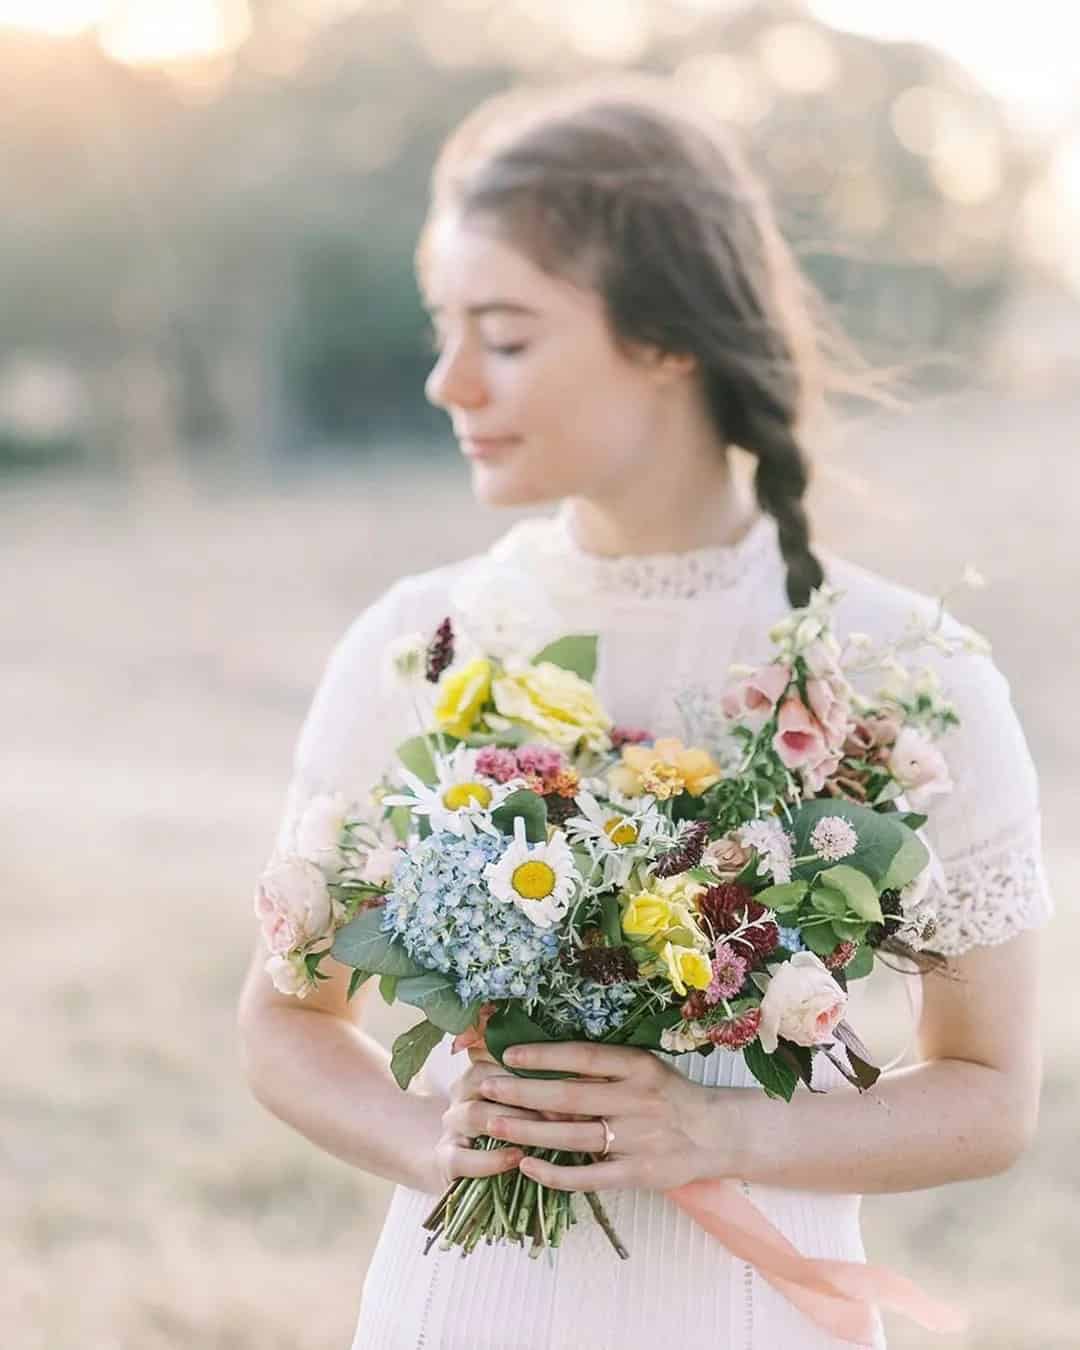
424, 301, 541, 318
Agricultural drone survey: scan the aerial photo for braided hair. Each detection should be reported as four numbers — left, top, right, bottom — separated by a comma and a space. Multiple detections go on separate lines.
420, 74, 850, 609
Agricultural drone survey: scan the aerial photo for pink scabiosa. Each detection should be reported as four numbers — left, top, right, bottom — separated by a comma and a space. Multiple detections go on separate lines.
708, 1006, 762, 1049
809, 815, 859, 862
823, 940, 859, 971
705, 942, 748, 1004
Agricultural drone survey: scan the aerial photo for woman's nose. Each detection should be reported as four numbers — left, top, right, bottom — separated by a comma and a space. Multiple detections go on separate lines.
425, 341, 488, 412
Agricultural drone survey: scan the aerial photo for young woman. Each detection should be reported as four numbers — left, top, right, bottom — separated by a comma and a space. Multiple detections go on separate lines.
237, 75, 1052, 1348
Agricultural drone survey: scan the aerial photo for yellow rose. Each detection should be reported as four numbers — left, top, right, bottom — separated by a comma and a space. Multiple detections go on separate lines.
434, 658, 493, 738
659, 941, 712, 996
616, 737, 721, 798
491, 662, 612, 752
621, 891, 677, 938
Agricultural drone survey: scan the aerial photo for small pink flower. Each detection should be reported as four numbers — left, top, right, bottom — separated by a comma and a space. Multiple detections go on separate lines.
611, 726, 652, 748
772, 694, 827, 770
721, 662, 793, 731
707, 1006, 762, 1049
516, 745, 565, 779
705, 941, 749, 1004
254, 858, 332, 955
801, 747, 843, 794
474, 747, 520, 783
887, 727, 953, 811
805, 675, 852, 752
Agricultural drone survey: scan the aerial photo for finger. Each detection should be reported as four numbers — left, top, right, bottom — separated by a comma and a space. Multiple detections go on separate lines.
503, 1040, 652, 1079
481, 1074, 626, 1117
467, 1043, 498, 1065
449, 1099, 542, 1139
444, 1141, 524, 1181
516, 1155, 629, 1193
489, 1114, 611, 1154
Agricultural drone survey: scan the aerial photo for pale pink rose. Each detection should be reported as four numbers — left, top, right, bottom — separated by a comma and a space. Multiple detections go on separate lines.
702, 834, 753, 878
359, 845, 401, 886
805, 675, 852, 752
758, 951, 848, 1054
772, 694, 827, 770
721, 662, 793, 730
295, 792, 352, 878
264, 952, 315, 998
887, 727, 953, 811
254, 857, 333, 955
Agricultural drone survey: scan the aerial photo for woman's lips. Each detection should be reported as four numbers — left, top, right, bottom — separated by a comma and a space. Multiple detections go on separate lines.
460, 435, 521, 460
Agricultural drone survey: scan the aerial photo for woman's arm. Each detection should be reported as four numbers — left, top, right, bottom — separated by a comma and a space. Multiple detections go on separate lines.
237, 940, 446, 1194
715, 931, 1043, 1193
482, 930, 1042, 1195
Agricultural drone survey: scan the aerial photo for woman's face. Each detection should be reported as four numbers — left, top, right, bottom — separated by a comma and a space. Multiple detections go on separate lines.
421, 211, 680, 509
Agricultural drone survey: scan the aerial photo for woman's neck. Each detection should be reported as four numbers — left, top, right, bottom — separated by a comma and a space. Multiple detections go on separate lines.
561, 462, 760, 559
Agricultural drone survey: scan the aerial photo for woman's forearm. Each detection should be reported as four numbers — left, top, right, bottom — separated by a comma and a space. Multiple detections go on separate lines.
709, 1057, 1035, 1194
239, 1005, 445, 1193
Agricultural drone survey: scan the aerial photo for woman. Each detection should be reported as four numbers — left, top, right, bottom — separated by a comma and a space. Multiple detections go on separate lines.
237, 76, 1052, 1348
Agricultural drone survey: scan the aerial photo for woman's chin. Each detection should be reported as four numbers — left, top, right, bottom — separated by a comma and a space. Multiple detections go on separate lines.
467, 464, 558, 509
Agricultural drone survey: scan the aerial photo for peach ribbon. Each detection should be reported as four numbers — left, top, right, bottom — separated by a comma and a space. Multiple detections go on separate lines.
667, 1178, 969, 1345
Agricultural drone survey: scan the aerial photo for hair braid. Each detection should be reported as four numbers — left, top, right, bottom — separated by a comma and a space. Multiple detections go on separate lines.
726, 394, 824, 608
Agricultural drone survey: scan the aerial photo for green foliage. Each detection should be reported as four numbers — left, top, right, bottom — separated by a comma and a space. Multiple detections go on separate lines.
789, 799, 928, 890
742, 1040, 799, 1101
620, 1005, 683, 1048
395, 733, 461, 786
531, 635, 598, 682
379, 974, 399, 1003
755, 881, 809, 914
331, 906, 425, 977
394, 973, 479, 1034
490, 789, 548, 843
843, 944, 875, 981
816, 865, 884, 923
390, 1020, 445, 1091
346, 968, 372, 1001
484, 1005, 569, 1080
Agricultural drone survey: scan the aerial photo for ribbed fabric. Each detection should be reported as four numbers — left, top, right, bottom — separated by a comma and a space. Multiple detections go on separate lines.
269, 509, 1050, 1350
352, 1041, 884, 1350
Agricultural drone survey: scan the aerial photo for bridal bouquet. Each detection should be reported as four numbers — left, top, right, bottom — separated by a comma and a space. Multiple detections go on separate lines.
255, 583, 982, 1264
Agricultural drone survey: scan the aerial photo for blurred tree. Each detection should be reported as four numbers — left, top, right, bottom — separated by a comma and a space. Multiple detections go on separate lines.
0, 0, 1056, 464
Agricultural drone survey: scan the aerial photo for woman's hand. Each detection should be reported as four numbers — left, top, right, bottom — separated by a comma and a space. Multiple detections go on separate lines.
428, 1045, 543, 1193
479, 1041, 723, 1193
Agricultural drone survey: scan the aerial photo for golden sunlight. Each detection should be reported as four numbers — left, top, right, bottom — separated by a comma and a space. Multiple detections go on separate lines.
0, 0, 251, 65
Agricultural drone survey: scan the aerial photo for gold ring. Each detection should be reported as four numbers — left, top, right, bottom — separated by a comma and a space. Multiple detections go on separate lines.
598, 1116, 615, 1158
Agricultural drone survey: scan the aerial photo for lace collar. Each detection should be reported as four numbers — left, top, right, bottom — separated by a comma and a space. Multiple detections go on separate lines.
487, 506, 779, 602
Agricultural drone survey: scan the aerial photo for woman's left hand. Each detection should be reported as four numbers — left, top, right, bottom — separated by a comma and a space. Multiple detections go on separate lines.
478, 1040, 725, 1193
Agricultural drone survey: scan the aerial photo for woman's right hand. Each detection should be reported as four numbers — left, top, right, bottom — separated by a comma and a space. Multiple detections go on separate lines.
430, 1046, 542, 1191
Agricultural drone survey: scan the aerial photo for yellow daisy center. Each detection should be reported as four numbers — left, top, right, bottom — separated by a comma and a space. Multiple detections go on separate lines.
442, 781, 492, 811
604, 817, 638, 846
511, 860, 557, 901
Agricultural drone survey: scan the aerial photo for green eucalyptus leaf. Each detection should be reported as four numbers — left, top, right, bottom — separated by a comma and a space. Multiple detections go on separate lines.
390, 1020, 445, 1091
788, 799, 916, 886
393, 973, 479, 1035
531, 635, 598, 682
843, 943, 874, 981
395, 734, 459, 786
379, 974, 399, 1003
817, 865, 884, 924
346, 968, 372, 1001
881, 831, 931, 893
484, 1005, 569, 1080
801, 923, 841, 957
755, 881, 809, 914
490, 789, 548, 843
331, 906, 426, 978
809, 883, 849, 918
832, 918, 869, 942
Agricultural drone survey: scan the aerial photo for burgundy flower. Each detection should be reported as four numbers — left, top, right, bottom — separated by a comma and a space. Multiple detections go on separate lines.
697, 883, 779, 963
653, 820, 710, 878
823, 940, 859, 971
425, 617, 454, 683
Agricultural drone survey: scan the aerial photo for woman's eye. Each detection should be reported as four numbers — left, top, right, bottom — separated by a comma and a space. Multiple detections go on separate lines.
486, 343, 526, 357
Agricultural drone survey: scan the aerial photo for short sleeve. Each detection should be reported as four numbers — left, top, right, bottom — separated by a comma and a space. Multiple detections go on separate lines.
916, 637, 1054, 957
268, 579, 421, 859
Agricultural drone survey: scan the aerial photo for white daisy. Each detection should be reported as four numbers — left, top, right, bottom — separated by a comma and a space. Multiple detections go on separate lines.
564, 791, 664, 888
484, 816, 580, 928
383, 745, 519, 839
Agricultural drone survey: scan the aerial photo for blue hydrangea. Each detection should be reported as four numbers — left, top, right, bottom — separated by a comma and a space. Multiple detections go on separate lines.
541, 978, 638, 1039
778, 925, 806, 953
381, 829, 561, 1004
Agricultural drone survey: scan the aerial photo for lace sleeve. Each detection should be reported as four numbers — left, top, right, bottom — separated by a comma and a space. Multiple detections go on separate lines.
918, 640, 1054, 958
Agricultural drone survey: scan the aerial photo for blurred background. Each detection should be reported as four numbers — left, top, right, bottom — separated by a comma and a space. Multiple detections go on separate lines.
1, 2, 1077, 1346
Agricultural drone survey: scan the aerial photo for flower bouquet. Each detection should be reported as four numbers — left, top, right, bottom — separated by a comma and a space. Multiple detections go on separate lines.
256, 583, 983, 1273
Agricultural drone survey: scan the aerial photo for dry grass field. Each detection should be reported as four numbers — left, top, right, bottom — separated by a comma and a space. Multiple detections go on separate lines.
2, 388, 1077, 1349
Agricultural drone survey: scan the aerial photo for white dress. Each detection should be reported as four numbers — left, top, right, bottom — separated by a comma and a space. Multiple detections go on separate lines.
273, 508, 1053, 1350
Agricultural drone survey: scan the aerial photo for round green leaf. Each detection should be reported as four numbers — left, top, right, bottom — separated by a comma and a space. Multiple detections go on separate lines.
817, 865, 884, 924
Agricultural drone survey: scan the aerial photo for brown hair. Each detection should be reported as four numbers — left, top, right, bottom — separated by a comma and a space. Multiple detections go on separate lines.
418, 74, 864, 608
